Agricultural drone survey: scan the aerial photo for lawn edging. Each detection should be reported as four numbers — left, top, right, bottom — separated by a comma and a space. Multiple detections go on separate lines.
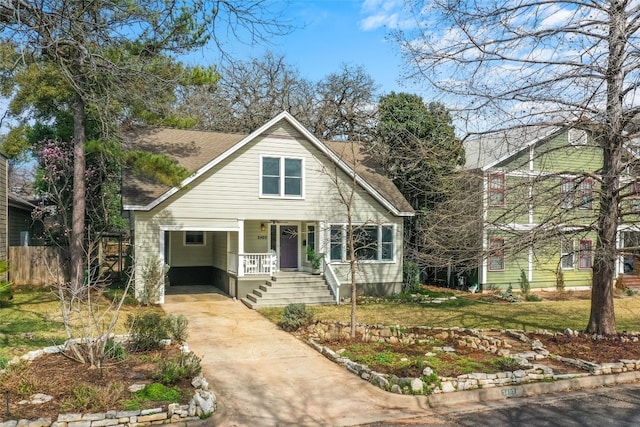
302, 321, 640, 398
0, 337, 215, 426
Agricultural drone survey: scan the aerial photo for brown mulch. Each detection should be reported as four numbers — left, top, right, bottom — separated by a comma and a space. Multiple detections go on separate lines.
533, 333, 640, 363
0, 346, 194, 422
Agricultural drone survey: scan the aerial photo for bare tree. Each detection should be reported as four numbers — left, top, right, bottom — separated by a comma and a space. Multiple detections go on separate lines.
181, 52, 316, 133
394, 0, 640, 334
314, 64, 379, 141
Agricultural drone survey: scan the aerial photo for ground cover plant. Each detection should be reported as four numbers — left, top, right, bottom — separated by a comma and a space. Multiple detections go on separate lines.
0, 285, 201, 421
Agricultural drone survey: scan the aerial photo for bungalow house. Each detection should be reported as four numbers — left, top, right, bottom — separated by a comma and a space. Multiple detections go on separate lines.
465, 126, 640, 291
122, 111, 414, 305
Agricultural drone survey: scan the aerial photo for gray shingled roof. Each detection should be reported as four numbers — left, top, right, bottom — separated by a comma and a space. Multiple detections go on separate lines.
464, 126, 561, 170
122, 124, 414, 216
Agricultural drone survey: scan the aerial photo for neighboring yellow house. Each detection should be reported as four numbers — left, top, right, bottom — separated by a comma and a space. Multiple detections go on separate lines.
465, 126, 640, 291
123, 111, 414, 304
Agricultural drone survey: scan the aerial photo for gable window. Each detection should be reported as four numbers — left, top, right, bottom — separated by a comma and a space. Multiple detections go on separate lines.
488, 173, 506, 206
261, 156, 303, 197
488, 238, 505, 271
561, 239, 574, 270
579, 239, 593, 269
329, 224, 395, 262
185, 231, 205, 246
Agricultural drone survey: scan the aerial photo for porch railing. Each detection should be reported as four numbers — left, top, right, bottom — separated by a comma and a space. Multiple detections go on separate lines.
322, 255, 341, 304
228, 251, 276, 276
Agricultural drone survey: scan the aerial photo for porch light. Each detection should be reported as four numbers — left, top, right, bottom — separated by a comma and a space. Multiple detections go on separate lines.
260, 223, 266, 231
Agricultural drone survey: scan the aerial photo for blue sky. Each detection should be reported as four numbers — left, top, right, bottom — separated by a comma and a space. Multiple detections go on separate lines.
188, 0, 417, 98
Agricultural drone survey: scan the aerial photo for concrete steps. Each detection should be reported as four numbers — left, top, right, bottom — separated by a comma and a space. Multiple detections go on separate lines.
241, 272, 336, 309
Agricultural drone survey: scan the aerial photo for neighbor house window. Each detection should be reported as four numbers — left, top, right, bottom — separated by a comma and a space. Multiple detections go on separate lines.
560, 178, 593, 209
261, 156, 303, 197
631, 180, 640, 212
488, 238, 505, 271
579, 239, 593, 269
488, 173, 506, 206
561, 239, 574, 270
329, 224, 395, 262
578, 179, 593, 209
560, 179, 574, 209
185, 231, 205, 246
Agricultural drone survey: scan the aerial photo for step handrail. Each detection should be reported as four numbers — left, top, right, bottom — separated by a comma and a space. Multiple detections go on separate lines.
322, 255, 341, 305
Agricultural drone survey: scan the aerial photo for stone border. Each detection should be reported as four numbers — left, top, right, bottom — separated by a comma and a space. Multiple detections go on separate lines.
0, 338, 215, 426
304, 322, 640, 395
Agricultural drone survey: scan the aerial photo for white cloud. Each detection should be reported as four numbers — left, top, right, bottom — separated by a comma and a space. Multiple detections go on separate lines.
359, 0, 414, 30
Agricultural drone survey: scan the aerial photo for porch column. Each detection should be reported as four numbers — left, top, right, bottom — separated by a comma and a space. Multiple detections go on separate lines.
238, 219, 245, 277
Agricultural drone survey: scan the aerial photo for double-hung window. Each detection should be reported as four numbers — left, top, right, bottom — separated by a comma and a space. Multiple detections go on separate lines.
579, 240, 593, 269
329, 224, 394, 262
631, 180, 640, 212
577, 179, 593, 209
488, 173, 506, 206
488, 238, 505, 271
560, 178, 593, 209
560, 239, 574, 269
261, 156, 303, 197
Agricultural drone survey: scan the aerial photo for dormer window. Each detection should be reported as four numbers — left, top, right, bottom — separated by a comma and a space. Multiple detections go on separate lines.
261, 156, 303, 198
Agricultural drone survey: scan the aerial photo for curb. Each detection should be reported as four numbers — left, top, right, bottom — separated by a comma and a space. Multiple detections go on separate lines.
426, 371, 640, 407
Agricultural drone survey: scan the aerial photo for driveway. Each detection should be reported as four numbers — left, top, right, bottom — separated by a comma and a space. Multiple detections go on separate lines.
162, 286, 440, 427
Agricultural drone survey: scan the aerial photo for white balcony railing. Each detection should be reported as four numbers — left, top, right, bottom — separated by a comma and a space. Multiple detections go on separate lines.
228, 251, 276, 276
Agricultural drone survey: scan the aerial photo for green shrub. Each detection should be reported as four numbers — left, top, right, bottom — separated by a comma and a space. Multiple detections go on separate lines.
555, 265, 566, 291
127, 313, 169, 351
519, 269, 530, 295
104, 339, 128, 362
278, 303, 314, 332
0, 355, 8, 369
525, 293, 542, 302
490, 357, 525, 372
166, 314, 189, 342
403, 261, 421, 293
153, 351, 202, 384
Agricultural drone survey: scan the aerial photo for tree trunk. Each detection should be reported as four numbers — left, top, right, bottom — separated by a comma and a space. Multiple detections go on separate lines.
70, 92, 87, 292
587, 3, 626, 335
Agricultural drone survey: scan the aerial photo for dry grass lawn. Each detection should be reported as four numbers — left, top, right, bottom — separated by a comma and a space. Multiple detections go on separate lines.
259, 290, 640, 333
0, 286, 163, 361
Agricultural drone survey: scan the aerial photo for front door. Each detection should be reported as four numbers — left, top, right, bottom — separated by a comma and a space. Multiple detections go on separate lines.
280, 225, 298, 269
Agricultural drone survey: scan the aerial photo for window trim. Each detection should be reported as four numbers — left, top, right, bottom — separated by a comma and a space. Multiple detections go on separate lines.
578, 239, 593, 269
184, 231, 205, 246
488, 238, 505, 271
328, 223, 396, 263
260, 155, 304, 199
488, 172, 506, 206
560, 239, 574, 270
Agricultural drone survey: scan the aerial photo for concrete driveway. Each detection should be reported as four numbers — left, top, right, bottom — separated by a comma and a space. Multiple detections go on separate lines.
162, 286, 440, 427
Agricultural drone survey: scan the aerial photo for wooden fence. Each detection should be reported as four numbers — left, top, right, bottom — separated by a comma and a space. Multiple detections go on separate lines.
8, 246, 68, 286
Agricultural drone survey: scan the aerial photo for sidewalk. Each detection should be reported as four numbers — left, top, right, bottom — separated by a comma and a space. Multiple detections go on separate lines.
162, 286, 438, 427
